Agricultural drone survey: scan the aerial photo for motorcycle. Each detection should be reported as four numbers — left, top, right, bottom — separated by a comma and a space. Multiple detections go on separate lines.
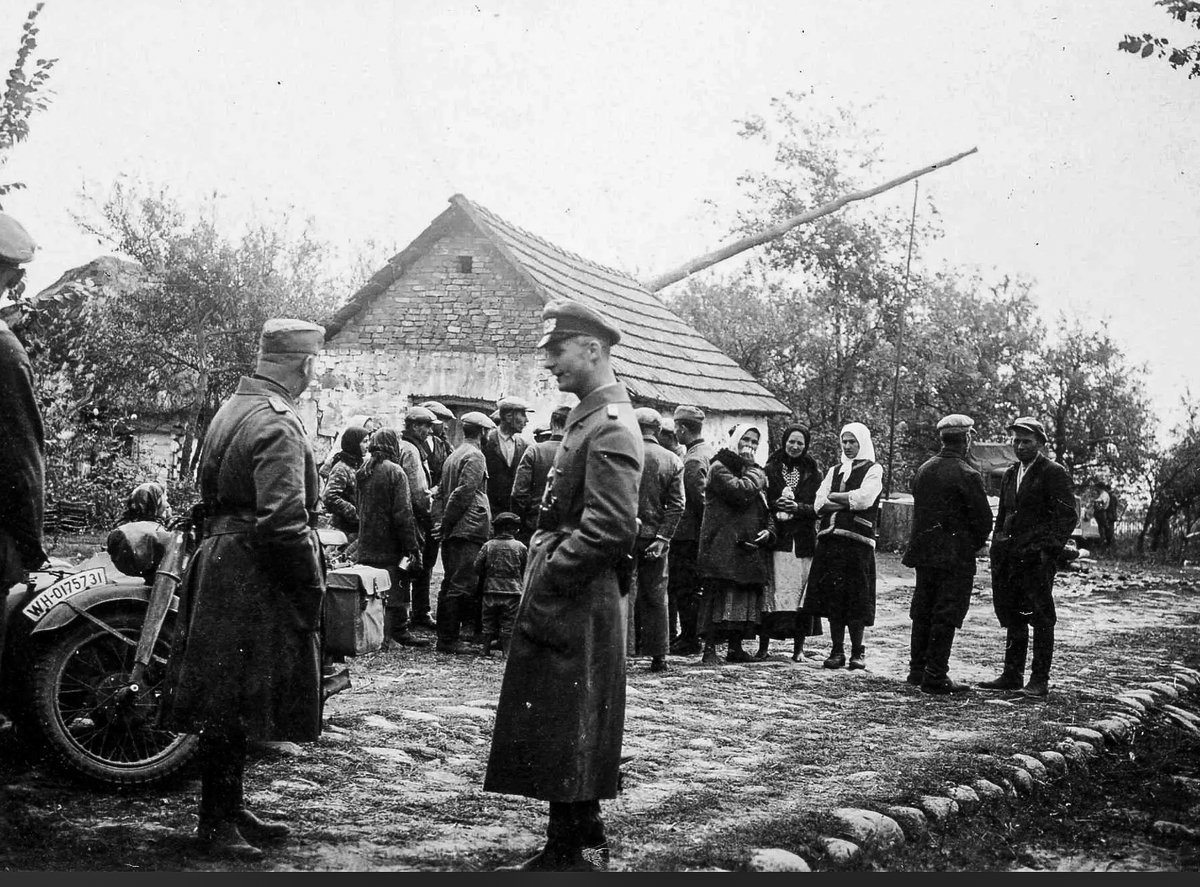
1, 519, 358, 790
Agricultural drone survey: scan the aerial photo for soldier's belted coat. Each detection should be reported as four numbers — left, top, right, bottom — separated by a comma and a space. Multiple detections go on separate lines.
484, 382, 643, 802
161, 375, 325, 742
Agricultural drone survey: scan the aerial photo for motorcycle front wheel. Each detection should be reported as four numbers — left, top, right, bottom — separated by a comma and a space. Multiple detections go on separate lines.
28, 607, 199, 789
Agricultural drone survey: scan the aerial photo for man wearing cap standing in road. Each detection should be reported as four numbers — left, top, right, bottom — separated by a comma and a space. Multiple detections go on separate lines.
901, 414, 994, 695
483, 395, 530, 518
979, 416, 1077, 699
629, 407, 686, 673
510, 404, 570, 544
485, 298, 643, 871
160, 318, 326, 860
411, 401, 455, 631
667, 404, 713, 654
432, 410, 495, 654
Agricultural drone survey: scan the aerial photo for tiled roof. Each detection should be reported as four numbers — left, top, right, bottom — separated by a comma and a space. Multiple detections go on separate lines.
327, 195, 791, 416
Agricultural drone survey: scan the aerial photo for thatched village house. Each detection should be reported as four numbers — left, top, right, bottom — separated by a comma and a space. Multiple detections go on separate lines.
307, 194, 790, 461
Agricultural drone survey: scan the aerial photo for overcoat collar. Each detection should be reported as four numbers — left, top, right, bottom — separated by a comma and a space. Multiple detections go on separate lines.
565, 382, 627, 429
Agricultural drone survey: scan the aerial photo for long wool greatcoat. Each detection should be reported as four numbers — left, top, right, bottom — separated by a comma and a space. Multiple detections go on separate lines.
160, 375, 325, 742
989, 452, 1076, 627
484, 382, 643, 802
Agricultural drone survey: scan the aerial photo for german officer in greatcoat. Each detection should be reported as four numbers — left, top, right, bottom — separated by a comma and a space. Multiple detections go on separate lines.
484, 298, 643, 872
160, 319, 326, 860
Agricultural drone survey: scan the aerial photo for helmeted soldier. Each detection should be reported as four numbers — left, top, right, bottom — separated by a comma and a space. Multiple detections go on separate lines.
160, 318, 326, 860
484, 298, 643, 871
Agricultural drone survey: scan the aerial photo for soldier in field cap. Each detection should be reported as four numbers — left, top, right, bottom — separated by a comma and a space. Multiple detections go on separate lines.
485, 297, 642, 871
901, 413, 993, 695
161, 317, 325, 860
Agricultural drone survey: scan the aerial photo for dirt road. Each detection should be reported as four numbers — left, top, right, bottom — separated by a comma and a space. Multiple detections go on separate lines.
2, 552, 1198, 871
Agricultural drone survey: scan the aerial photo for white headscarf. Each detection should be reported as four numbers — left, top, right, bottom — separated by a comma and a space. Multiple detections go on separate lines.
727, 423, 763, 464
839, 422, 876, 473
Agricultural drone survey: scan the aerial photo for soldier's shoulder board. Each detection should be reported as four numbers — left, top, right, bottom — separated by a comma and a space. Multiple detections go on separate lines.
607, 404, 620, 419
268, 395, 293, 415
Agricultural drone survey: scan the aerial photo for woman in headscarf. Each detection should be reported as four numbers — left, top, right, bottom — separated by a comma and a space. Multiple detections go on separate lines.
696, 423, 776, 665
122, 481, 172, 524
800, 422, 884, 670
320, 414, 379, 481
355, 428, 426, 647
756, 423, 824, 662
323, 424, 368, 539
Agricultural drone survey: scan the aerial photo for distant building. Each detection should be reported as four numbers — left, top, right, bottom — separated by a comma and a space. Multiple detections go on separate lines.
310, 194, 789, 461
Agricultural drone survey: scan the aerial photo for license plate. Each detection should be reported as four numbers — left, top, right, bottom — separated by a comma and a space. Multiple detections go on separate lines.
22, 567, 109, 621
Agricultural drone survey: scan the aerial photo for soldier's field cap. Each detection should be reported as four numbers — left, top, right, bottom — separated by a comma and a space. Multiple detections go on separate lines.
673, 404, 705, 424
497, 395, 529, 412
493, 511, 521, 528
405, 405, 436, 425
460, 410, 497, 430
419, 400, 455, 423
634, 407, 663, 430
936, 413, 975, 435
537, 298, 621, 349
1007, 416, 1048, 442
259, 318, 324, 355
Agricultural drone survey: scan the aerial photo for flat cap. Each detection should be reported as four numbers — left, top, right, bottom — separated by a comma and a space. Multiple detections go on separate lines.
659, 416, 677, 434
673, 404, 705, 424
1007, 416, 1047, 442
259, 318, 324, 356
537, 298, 621, 348
0, 212, 36, 264
496, 395, 529, 412
419, 400, 455, 422
405, 405, 436, 425
936, 413, 975, 434
492, 511, 521, 527
634, 407, 663, 430
460, 410, 497, 430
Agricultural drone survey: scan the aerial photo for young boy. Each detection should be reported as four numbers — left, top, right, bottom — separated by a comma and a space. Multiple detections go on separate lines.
472, 512, 528, 656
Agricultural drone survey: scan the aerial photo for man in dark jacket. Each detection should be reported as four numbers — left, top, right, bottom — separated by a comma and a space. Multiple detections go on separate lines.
979, 416, 1077, 699
0, 315, 46, 735
160, 319, 326, 860
482, 395, 529, 517
485, 298, 643, 871
433, 410, 495, 654
510, 404, 569, 543
901, 414, 994, 695
412, 401, 455, 630
628, 407, 685, 673
667, 404, 714, 654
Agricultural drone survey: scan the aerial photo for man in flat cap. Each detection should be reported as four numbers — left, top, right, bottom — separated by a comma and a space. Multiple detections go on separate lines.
485, 298, 643, 871
413, 401, 456, 628
161, 318, 326, 859
979, 416, 1077, 699
432, 410, 495, 654
483, 395, 530, 522
628, 407, 685, 672
657, 415, 686, 459
390, 406, 438, 641
901, 414, 994, 694
667, 404, 713, 654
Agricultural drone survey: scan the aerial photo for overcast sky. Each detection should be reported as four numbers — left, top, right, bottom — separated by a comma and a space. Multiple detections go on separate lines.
3, 0, 1196, 432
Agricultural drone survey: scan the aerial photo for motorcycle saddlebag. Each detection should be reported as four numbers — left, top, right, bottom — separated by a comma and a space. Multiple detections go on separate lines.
322, 565, 390, 657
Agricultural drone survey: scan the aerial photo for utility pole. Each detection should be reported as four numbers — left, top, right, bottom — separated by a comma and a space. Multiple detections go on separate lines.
885, 181, 920, 500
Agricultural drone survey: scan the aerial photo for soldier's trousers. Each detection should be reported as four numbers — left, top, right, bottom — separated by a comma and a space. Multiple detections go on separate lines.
627, 541, 669, 657
437, 538, 483, 643
667, 540, 701, 644
198, 726, 247, 826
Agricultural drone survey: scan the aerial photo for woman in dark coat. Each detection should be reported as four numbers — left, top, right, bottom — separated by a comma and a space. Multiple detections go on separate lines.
696, 423, 776, 664
757, 424, 824, 661
801, 422, 884, 671
322, 425, 367, 539
355, 428, 422, 645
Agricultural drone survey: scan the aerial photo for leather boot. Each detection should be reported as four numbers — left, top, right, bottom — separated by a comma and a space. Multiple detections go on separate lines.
496, 803, 574, 871
978, 624, 1028, 690
908, 619, 931, 683
824, 622, 847, 668
1022, 623, 1054, 698
920, 624, 956, 686
236, 808, 291, 842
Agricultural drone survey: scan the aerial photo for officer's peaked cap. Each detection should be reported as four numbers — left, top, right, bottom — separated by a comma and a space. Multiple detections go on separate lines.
537, 298, 621, 348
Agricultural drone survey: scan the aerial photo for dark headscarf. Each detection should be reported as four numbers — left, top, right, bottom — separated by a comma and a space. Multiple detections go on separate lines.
770, 423, 811, 469
122, 482, 167, 523
358, 427, 400, 482
333, 425, 367, 471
